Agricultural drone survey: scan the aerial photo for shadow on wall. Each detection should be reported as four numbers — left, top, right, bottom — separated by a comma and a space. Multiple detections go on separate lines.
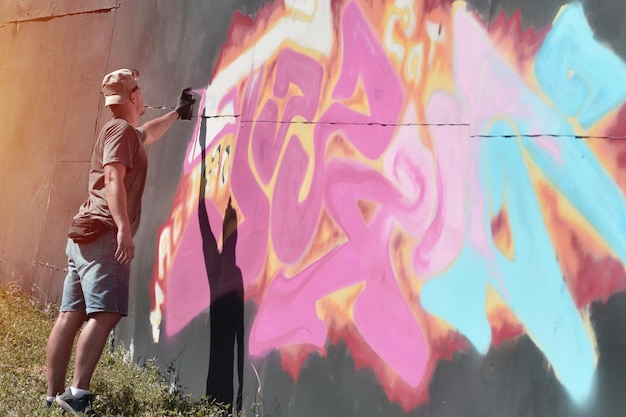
198, 113, 245, 412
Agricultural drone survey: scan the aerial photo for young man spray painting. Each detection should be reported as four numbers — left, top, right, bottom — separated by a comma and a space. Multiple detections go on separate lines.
45, 68, 195, 415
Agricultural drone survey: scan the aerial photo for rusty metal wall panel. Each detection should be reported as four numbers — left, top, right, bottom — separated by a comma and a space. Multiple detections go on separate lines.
0, 8, 116, 297
0, 0, 119, 24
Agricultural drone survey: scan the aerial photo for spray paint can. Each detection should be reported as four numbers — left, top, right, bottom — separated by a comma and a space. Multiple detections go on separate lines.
181, 88, 194, 114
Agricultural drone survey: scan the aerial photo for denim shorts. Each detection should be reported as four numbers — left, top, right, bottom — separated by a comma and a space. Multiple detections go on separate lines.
60, 230, 130, 316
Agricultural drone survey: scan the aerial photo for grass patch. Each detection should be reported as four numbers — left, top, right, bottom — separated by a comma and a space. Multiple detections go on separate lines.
0, 284, 232, 416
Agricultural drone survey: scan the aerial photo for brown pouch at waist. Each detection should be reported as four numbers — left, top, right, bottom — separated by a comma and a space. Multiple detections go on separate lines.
68, 218, 108, 244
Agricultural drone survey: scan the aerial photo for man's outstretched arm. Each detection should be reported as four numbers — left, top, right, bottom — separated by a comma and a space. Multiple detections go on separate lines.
141, 111, 179, 145
142, 88, 196, 145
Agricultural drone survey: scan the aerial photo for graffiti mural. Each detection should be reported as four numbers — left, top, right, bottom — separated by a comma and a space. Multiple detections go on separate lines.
148, 0, 626, 412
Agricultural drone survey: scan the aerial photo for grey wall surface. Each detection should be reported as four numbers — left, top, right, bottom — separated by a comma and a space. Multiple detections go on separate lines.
3, 1, 626, 417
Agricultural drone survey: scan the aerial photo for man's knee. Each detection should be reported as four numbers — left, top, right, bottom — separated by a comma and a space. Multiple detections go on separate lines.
88, 312, 123, 331
55, 311, 87, 330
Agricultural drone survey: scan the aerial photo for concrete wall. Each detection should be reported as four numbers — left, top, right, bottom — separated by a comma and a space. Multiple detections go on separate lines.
3, 1, 626, 416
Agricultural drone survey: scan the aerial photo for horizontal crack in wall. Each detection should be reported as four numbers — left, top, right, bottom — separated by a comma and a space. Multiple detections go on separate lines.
0, 2, 120, 27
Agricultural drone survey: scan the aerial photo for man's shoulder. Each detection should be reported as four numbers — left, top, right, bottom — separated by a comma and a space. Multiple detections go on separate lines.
103, 117, 138, 131
101, 118, 142, 141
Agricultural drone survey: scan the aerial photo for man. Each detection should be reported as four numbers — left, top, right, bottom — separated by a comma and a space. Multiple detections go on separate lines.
45, 68, 195, 415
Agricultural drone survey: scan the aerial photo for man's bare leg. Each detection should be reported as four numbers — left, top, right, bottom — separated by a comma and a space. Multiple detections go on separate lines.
71, 312, 122, 390
47, 311, 87, 397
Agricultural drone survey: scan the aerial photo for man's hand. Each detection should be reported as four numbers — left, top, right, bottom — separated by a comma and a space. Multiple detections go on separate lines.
175, 88, 196, 120
115, 227, 135, 264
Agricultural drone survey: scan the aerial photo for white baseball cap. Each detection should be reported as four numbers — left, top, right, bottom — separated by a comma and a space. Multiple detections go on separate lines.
101, 68, 140, 106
